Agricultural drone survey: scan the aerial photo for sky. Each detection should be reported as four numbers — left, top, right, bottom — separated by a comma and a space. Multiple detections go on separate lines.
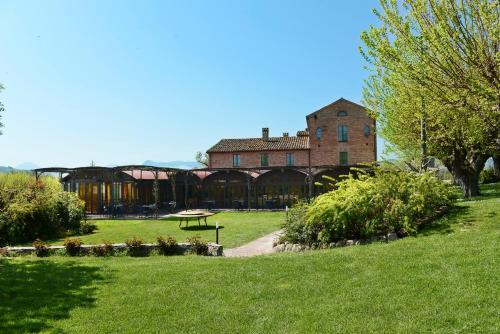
0, 0, 384, 168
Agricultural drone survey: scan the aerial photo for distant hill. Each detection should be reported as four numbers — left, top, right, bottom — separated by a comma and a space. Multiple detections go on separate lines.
15, 162, 39, 170
0, 166, 16, 173
143, 160, 201, 169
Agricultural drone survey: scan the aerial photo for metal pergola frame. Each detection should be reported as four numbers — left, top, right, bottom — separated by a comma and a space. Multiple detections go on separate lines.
33, 164, 368, 216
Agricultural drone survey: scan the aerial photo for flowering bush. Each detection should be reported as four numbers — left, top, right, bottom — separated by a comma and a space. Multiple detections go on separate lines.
281, 167, 459, 245
0, 173, 85, 246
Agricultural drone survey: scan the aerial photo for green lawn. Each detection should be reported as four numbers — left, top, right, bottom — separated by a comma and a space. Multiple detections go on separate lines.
48, 211, 285, 249
1, 184, 499, 333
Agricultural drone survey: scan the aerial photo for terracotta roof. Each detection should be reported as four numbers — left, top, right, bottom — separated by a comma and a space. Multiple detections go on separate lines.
207, 136, 310, 153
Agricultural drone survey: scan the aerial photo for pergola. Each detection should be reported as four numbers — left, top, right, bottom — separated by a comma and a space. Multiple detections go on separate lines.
33, 164, 365, 215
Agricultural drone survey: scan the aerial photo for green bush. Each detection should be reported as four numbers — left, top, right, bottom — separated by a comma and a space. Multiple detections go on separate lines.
32, 239, 49, 257
480, 168, 499, 184
0, 173, 85, 246
125, 237, 147, 257
63, 237, 83, 256
91, 240, 114, 257
79, 221, 97, 235
281, 167, 459, 245
157, 236, 178, 255
187, 236, 208, 255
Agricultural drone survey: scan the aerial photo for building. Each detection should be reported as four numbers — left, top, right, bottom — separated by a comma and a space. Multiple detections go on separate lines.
35, 98, 376, 214
207, 98, 376, 169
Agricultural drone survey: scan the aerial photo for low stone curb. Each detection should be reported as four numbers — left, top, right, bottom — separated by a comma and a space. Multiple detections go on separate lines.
273, 233, 399, 253
2, 242, 223, 257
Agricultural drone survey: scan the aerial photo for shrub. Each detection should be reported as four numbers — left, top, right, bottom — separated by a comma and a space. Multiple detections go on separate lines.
480, 168, 499, 184
91, 240, 114, 257
157, 236, 178, 255
125, 237, 147, 257
281, 167, 459, 245
79, 221, 97, 235
0, 173, 85, 246
187, 236, 208, 255
32, 239, 49, 257
63, 237, 83, 256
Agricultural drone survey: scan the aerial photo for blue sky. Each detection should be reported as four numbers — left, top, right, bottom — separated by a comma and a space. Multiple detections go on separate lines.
0, 0, 384, 167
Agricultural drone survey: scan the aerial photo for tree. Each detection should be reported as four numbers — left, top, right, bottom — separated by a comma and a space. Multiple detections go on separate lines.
360, 0, 500, 197
0, 83, 4, 135
195, 151, 209, 167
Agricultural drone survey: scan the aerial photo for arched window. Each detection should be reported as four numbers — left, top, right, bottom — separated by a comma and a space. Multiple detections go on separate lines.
338, 125, 348, 142
364, 125, 371, 137
316, 127, 323, 140
337, 111, 348, 117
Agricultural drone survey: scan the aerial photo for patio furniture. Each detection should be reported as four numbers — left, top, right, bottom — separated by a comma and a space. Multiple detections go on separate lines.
170, 210, 216, 228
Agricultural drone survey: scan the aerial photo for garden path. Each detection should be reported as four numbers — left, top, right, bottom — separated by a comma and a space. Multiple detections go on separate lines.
224, 230, 282, 257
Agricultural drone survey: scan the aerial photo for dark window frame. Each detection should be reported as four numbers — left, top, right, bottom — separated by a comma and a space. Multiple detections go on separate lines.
339, 151, 348, 166
338, 125, 348, 142
233, 154, 241, 167
286, 152, 294, 166
337, 111, 348, 117
260, 153, 269, 167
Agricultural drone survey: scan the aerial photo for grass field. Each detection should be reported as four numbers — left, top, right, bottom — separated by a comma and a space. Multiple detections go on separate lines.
1, 184, 499, 333
46, 211, 285, 249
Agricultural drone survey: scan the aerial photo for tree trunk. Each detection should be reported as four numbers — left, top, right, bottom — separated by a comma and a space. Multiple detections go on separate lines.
444, 153, 488, 198
493, 155, 500, 179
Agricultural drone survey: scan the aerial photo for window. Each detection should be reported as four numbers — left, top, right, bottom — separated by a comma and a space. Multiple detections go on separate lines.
364, 125, 371, 137
338, 125, 348, 142
286, 152, 294, 166
260, 153, 269, 167
337, 111, 348, 117
232, 154, 241, 167
339, 152, 348, 166
315, 127, 322, 140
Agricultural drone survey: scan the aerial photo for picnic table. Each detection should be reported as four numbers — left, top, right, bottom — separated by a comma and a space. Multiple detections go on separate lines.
170, 211, 216, 228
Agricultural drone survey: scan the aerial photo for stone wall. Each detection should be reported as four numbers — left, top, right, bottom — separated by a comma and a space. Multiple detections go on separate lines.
209, 149, 309, 169
3, 242, 223, 257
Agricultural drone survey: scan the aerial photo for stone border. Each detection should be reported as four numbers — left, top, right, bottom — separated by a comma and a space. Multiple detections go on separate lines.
273, 233, 398, 253
2, 242, 223, 257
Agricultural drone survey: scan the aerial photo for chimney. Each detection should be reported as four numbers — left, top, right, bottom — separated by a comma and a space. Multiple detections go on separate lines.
262, 127, 269, 141
283, 132, 289, 137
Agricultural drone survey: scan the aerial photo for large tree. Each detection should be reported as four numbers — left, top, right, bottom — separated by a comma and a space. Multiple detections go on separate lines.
361, 0, 500, 197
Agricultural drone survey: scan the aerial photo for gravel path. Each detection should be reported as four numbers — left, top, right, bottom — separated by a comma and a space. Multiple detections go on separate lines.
224, 230, 282, 257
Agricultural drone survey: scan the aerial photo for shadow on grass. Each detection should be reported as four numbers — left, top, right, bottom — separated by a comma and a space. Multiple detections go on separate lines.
462, 183, 500, 202
0, 259, 105, 333
180, 225, 225, 231
418, 205, 470, 237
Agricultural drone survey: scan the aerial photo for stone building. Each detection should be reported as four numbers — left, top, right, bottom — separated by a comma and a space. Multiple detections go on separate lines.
38, 98, 377, 213
207, 98, 376, 169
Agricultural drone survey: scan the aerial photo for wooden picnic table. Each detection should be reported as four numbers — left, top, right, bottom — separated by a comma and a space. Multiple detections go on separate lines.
170, 211, 216, 228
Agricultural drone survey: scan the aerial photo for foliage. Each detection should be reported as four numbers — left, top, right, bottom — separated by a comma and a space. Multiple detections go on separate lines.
63, 237, 83, 256
156, 236, 178, 255
125, 237, 147, 257
360, 0, 500, 197
79, 221, 97, 235
195, 151, 209, 167
187, 236, 208, 255
281, 167, 459, 244
32, 239, 49, 257
91, 241, 114, 257
0, 173, 85, 246
479, 168, 499, 184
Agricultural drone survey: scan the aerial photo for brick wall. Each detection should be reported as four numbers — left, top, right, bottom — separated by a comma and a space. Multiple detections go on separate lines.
209, 149, 309, 168
307, 99, 376, 166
